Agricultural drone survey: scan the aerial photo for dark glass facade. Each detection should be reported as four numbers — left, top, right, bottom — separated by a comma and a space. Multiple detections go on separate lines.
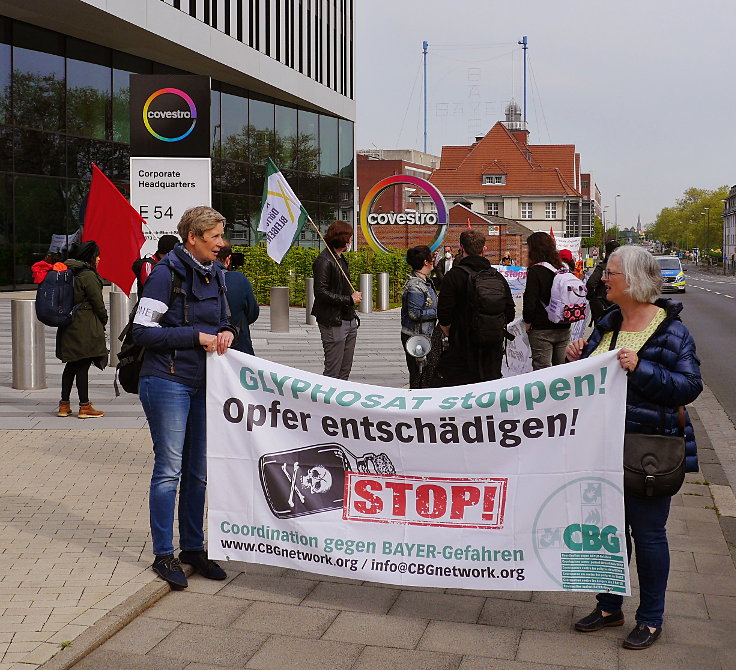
0, 15, 354, 288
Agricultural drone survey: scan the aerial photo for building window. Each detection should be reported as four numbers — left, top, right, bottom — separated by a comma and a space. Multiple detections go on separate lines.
545, 202, 557, 219
483, 174, 505, 185
486, 202, 499, 216
521, 202, 533, 219
581, 180, 589, 189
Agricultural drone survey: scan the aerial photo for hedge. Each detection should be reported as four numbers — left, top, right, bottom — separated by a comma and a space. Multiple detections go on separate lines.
232, 243, 411, 307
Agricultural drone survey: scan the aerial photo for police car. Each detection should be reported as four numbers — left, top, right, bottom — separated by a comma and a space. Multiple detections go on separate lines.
655, 256, 686, 293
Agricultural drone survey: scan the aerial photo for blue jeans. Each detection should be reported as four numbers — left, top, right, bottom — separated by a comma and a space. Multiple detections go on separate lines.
597, 495, 671, 628
140, 375, 207, 557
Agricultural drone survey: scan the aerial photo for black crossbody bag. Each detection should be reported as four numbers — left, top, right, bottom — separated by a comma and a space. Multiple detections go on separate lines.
609, 329, 687, 498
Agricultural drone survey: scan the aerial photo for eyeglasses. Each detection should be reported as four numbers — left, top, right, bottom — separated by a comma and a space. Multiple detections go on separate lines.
602, 270, 623, 278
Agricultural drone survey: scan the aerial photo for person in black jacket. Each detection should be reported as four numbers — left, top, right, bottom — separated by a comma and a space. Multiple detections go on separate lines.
523, 232, 571, 370
566, 245, 701, 650
311, 220, 362, 379
586, 240, 620, 325
434, 229, 514, 384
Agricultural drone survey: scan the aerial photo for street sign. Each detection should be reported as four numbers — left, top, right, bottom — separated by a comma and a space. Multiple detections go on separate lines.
130, 157, 212, 257
488, 225, 500, 236
591, 247, 599, 258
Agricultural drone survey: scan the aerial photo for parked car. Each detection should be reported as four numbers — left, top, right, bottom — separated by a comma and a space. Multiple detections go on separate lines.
655, 256, 686, 293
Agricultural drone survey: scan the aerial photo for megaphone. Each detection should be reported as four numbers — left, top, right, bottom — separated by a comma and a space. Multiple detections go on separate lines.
405, 335, 432, 374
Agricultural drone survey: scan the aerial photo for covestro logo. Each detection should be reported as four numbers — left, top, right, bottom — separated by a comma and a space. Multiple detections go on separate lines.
142, 88, 197, 142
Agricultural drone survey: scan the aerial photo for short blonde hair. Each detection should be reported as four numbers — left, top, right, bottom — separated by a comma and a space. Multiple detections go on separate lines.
177, 206, 226, 241
610, 245, 663, 303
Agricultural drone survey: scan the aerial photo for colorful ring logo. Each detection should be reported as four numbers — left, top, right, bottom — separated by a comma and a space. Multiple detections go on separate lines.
142, 88, 197, 142
360, 175, 448, 253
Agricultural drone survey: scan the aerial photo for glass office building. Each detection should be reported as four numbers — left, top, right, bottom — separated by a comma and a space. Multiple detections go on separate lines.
0, 1, 355, 288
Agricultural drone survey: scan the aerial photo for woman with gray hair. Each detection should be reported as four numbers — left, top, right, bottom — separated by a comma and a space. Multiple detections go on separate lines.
566, 245, 702, 650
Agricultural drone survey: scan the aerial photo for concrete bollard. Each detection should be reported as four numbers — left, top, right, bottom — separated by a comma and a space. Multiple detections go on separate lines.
376, 272, 390, 311
109, 288, 134, 367
11, 299, 47, 390
270, 286, 290, 332
305, 278, 317, 325
359, 273, 373, 314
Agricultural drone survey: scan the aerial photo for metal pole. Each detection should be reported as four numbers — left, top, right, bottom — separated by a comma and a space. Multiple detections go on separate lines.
518, 36, 528, 122
376, 272, 389, 311
423, 40, 428, 153
305, 278, 317, 325
270, 286, 290, 332
359, 273, 373, 314
11, 299, 47, 390
109, 287, 133, 368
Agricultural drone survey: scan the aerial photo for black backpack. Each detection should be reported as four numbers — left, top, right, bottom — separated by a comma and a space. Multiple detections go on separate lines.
114, 271, 185, 396
131, 256, 156, 296
35, 265, 91, 327
459, 265, 510, 347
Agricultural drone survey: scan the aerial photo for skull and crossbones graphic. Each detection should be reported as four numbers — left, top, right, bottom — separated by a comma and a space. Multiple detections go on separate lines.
281, 462, 333, 507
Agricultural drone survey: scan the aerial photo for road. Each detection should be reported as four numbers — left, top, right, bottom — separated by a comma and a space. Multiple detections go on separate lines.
669, 264, 736, 424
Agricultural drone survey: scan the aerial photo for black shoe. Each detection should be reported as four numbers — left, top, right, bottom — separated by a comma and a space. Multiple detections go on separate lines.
575, 608, 624, 632
152, 554, 188, 590
623, 623, 662, 649
179, 550, 227, 580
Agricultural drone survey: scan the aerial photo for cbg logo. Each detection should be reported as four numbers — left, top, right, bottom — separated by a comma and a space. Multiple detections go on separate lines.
563, 524, 621, 554
142, 88, 197, 142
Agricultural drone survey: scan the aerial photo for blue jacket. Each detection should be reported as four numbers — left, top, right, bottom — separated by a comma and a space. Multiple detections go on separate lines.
582, 298, 702, 472
401, 272, 438, 337
224, 270, 259, 355
132, 245, 237, 388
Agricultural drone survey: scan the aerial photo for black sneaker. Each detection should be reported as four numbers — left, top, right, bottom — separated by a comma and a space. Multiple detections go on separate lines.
152, 554, 188, 590
575, 608, 624, 632
179, 550, 227, 580
623, 623, 662, 649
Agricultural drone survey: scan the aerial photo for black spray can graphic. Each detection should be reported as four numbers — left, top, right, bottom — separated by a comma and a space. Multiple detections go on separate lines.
259, 443, 395, 519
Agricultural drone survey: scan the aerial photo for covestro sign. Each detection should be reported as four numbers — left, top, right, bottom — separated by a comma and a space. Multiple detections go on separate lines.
143, 88, 197, 142
360, 175, 448, 253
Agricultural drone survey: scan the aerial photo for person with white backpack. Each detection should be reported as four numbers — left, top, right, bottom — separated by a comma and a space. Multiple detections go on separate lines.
523, 232, 587, 370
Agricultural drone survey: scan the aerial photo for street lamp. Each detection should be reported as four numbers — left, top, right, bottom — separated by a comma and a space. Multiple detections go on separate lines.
704, 207, 710, 265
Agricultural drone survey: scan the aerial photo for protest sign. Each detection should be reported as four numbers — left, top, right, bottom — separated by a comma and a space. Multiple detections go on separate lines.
207, 351, 629, 593
492, 265, 527, 296
501, 318, 533, 377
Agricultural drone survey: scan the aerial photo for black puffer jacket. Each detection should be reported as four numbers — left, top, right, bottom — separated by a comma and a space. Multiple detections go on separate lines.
311, 248, 357, 327
582, 299, 702, 472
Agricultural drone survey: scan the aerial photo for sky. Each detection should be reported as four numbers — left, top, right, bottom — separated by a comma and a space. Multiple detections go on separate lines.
354, 0, 736, 229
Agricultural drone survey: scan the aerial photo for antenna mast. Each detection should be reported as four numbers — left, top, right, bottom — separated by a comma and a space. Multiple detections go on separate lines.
423, 40, 428, 153
518, 36, 528, 122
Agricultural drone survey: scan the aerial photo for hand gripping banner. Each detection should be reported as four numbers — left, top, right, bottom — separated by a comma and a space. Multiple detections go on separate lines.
206, 351, 629, 593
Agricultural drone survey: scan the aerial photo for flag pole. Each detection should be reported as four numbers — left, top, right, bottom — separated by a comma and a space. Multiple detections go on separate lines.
306, 215, 357, 293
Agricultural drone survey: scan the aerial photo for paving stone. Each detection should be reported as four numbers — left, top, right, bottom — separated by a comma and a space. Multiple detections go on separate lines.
617, 640, 721, 670
73, 648, 187, 670
662, 613, 736, 650
703, 593, 736, 622
145, 591, 251, 627
322, 611, 428, 648
418, 619, 520, 659
516, 629, 620, 669
149, 623, 267, 666
220, 573, 317, 605
459, 658, 593, 670
479, 597, 573, 632
667, 570, 736, 596
350, 645, 459, 670
231, 601, 337, 638
388, 590, 484, 623
244, 635, 362, 670
102, 615, 180, 654
693, 551, 736, 575
303, 582, 400, 614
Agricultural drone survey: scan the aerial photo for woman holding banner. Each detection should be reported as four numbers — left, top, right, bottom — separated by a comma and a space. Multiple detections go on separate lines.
566, 245, 702, 650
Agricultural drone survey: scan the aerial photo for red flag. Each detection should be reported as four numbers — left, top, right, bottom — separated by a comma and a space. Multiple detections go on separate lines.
549, 226, 556, 241
83, 164, 146, 296
467, 218, 472, 230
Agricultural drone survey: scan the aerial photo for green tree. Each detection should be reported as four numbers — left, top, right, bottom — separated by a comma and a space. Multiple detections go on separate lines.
650, 186, 729, 260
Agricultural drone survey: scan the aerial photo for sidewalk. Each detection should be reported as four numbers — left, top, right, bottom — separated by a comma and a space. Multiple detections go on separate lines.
0, 299, 734, 669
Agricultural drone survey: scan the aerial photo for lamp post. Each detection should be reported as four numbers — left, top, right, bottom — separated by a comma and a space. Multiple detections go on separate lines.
704, 207, 710, 266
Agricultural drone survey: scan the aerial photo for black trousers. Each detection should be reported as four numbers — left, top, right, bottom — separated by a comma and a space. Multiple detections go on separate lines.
61, 358, 93, 403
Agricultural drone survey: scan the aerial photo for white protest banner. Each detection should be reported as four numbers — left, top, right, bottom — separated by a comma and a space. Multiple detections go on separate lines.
257, 158, 308, 263
501, 318, 533, 377
492, 265, 527, 296
207, 351, 629, 593
556, 237, 582, 261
